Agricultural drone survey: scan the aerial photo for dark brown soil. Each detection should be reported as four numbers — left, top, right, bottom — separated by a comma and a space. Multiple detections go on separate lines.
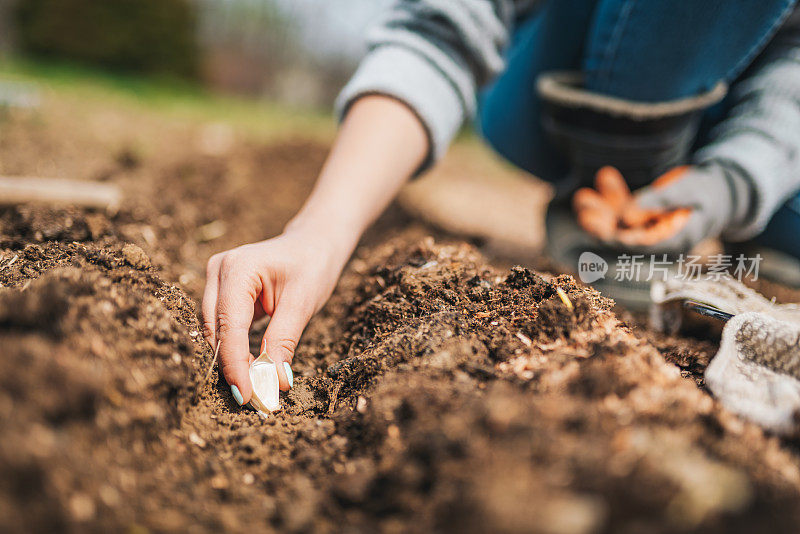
1, 102, 800, 534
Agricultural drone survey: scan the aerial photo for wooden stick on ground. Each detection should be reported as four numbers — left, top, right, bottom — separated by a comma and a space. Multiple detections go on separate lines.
0, 176, 122, 210
202, 340, 222, 385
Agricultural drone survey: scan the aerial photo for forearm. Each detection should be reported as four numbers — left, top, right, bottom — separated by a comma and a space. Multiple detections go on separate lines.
334, 1, 525, 175
206, 97, 426, 401
694, 9, 800, 240
285, 95, 428, 255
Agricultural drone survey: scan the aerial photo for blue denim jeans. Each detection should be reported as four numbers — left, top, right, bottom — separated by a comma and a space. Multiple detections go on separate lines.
754, 196, 800, 258
479, 0, 799, 258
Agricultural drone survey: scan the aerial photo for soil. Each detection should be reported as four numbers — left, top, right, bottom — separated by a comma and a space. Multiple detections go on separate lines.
1, 100, 800, 534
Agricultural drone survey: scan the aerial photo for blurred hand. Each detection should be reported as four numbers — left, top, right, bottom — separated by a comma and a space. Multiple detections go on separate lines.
573, 166, 698, 252
202, 227, 350, 404
630, 164, 744, 251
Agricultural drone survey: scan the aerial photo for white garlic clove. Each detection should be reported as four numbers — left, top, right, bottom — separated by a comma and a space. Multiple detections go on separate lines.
249, 360, 280, 416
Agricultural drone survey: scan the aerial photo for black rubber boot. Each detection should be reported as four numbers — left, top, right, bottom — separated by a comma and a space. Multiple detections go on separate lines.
537, 71, 726, 200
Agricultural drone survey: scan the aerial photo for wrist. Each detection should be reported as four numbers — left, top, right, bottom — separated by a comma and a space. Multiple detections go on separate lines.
693, 162, 751, 227
283, 212, 360, 261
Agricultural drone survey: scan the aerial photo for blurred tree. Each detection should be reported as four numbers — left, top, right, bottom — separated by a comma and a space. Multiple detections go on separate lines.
196, 0, 376, 106
14, 0, 198, 78
197, 0, 298, 94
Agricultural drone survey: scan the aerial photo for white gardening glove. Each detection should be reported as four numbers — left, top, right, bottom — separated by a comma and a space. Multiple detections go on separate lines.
652, 275, 800, 435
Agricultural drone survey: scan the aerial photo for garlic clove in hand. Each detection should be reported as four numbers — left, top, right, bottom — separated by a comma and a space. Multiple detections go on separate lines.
249, 357, 280, 416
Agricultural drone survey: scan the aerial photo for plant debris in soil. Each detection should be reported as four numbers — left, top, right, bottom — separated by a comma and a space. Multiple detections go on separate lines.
0, 134, 799, 533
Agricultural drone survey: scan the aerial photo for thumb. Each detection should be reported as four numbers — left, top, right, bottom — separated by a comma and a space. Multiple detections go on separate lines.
594, 166, 632, 212
260, 288, 311, 391
635, 180, 695, 211
634, 166, 696, 210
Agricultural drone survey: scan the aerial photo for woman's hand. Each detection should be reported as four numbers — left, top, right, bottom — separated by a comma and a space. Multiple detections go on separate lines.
573, 166, 695, 251
201, 95, 429, 406
628, 163, 750, 251
202, 226, 352, 405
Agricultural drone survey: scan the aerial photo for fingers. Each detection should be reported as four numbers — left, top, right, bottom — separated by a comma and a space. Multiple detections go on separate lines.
260, 287, 310, 391
617, 208, 692, 247
651, 165, 689, 189
575, 166, 641, 239
216, 263, 259, 404
635, 175, 695, 211
576, 209, 618, 241
573, 187, 610, 212
621, 211, 705, 253
594, 166, 631, 212
574, 166, 697, 250
573, 188, 617, 240
620, 206, 666, 228
202, 253, 224, 347
622, 166, 693, 239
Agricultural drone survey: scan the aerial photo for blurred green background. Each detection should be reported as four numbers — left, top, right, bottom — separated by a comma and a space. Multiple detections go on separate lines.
0, 0, 389, 109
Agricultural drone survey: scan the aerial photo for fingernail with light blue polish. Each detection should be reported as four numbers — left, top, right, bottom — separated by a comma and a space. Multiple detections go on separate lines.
231, 384, 244, 405
283, 362, 294, 388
